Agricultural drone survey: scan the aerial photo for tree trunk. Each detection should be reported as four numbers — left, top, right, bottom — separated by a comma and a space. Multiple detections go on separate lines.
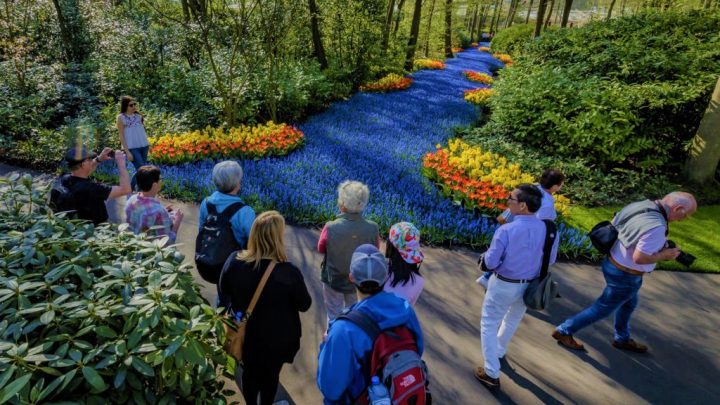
423, 0, 437, 57
506, 0, 519, 27
685, 77, 720, 185
534, 0, 547, 37
494, 0, 505, 32
606, 0, 617, 19
404, 0, 423, 70
382, 0, 396, 52
308, 0, 328, 69
444, 0, 453, 57
488, 0, 500, 34
50, 0, 89, 63
544, 0, 555, 29
526, 0, 534, 23
620, 0, 627, 15
478, 5, 488, 36
469, 4, 479, 40
394, 0, 407, 35
561, 0, 572, 27
703, 0, 712, 8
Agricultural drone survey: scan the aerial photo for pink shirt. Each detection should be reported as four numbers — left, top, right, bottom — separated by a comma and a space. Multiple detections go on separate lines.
383, 274, 425, 306
610, 225, 666, 272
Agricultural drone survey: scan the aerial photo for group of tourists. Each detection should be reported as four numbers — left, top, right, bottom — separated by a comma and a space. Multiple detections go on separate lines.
50, 96, 699, 404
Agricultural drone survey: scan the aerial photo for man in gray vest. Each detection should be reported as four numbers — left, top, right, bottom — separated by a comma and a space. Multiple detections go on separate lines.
553, 191, 696, 353
317, 180, 380, 324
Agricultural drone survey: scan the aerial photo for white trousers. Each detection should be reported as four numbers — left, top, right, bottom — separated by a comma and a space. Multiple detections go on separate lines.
323, 284, 358, 325
480, 275, 529, 378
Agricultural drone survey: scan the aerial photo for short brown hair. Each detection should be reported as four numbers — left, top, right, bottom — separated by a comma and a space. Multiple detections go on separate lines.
136, 165, 161, 192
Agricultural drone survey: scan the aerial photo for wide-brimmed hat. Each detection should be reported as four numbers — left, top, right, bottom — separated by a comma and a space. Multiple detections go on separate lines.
389, 222, 424, 264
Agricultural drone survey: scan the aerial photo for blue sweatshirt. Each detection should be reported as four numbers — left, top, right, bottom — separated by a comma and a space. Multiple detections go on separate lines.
317, 291, 424, 404
198, 191, 256, 247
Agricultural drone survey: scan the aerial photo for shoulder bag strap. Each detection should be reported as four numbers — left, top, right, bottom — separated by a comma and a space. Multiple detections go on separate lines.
539, 220, 557, 280
244, 261, 276, 321
615, 207, 659, 228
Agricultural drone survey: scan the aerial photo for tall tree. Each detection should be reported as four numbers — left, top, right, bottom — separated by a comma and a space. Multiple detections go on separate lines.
606, 0, 618, 19
382, 0, 396, 52
478, 4, 489, 34
50, 0, 90, 63
685, 77, 720, 185
533, 0, 547, 37
544, 0, 555, 28
444, 0, 453, 58
423, 0, 437, 57
404, 0, 423, 70
308, 0, 328, 69
560, 0, 572, 27
526, 0, 535, 23
505, 0, 519, 27
394, 0, 407, 35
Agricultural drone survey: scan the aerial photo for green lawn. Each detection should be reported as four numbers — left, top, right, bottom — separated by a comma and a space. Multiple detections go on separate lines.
566, 205, 720, 273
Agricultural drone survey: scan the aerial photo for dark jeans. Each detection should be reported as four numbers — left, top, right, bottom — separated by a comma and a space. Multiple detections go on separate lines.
556, 258, 644, 342
237, 358, 284, 405
128, 145, 149, 191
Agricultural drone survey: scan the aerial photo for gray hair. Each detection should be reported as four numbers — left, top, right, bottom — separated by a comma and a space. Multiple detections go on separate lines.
338, 180, 370, 213
663, 191, 697, 212
212, 161, 243, 193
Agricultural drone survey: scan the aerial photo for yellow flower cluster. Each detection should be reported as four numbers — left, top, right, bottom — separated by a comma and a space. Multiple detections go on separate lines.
445, 139, 534, 189
492, 53, 513, 65
554, 194, 572, 218
413, 59, 446, 70
478, 46, 491, 52
464, 88, 494, 105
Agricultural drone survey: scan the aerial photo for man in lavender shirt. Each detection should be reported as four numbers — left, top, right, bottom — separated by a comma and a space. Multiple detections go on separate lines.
553, 192, 696, 353
474, 184, 559, 390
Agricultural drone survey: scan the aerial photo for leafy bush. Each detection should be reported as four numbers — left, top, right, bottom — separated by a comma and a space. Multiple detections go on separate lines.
490, 24, 536, 55
476, 10, 720, 177
0, 175, 230, 404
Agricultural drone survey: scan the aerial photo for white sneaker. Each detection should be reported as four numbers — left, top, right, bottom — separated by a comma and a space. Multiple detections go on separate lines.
476, 275, 489, 290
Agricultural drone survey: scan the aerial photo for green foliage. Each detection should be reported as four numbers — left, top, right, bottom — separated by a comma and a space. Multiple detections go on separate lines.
0, 175, 230, 403
473, 10, 720, 195
490, 23, 536, 55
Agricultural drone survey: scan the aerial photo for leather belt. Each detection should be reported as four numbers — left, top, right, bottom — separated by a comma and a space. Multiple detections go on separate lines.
494, 273, 533, 284
608, 256, 645, 276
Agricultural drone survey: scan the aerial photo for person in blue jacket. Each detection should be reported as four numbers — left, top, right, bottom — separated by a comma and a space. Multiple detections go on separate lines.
317, 244, 424, 404
198, 160, 256, 247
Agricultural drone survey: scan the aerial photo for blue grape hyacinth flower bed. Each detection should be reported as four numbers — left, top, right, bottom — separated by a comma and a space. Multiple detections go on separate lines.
98, 44, 593, 256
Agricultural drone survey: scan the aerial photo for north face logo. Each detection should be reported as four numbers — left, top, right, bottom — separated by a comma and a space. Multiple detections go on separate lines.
399, 374, 416, 388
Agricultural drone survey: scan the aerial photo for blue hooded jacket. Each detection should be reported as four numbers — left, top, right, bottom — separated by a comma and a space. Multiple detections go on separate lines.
317, 291, 424, 404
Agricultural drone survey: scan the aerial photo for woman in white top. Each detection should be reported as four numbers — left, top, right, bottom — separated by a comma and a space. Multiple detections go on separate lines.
117, 96, 150, 191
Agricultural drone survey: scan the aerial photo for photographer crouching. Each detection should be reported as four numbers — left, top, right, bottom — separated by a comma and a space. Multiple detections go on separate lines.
50, 145, 132, 225
552, 192, 697, 353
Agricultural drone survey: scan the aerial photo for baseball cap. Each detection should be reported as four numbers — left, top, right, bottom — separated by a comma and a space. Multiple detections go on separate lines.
64, 146, 96, 164
350, 244, 388, 287
389, 222, 424, 264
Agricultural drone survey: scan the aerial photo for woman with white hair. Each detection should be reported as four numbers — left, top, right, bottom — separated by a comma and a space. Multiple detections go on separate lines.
197, 161, 256, 281
317, 180, 380, 324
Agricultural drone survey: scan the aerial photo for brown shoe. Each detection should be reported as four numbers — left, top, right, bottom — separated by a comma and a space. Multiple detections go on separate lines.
552, 330, 585, 351
474, 366, 500, 389
612, 339, 648, 353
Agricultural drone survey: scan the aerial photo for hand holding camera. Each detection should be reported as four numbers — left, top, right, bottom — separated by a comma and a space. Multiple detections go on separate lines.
665, 240, 696, 267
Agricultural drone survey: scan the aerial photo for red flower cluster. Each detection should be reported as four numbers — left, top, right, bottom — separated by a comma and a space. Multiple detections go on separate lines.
422, 148, 508, 211
360, 74, 413, 93
452, 47, 464, 53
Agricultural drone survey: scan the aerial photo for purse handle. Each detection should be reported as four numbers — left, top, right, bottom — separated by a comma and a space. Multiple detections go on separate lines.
244, 261, 276, 321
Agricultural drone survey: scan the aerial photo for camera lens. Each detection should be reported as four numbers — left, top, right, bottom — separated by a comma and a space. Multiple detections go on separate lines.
108, 150, 115, 159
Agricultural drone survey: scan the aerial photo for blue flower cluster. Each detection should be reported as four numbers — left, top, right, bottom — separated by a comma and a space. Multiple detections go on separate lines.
99, 45, 592, 254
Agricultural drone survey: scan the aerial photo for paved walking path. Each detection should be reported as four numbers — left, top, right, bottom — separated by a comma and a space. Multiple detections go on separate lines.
2, 163, 720, 403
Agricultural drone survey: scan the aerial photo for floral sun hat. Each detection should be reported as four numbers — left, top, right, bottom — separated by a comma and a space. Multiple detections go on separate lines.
389, 222, 424, 264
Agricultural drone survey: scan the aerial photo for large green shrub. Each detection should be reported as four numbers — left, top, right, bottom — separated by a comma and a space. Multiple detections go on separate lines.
490, 24, 537, 55
0, 175, 230, 404
474, 10, 720, 175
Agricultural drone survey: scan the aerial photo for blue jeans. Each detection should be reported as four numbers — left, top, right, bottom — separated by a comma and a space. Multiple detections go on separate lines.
556, 258, 643, 342
128, 146, 149, 191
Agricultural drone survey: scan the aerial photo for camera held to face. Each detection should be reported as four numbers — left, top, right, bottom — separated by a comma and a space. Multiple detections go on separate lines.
666, 240, 696, 267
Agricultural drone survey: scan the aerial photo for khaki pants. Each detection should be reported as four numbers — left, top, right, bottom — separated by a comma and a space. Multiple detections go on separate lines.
323, 284, 358, 326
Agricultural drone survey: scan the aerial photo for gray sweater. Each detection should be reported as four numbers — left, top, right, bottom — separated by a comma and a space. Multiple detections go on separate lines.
613, 199, 667, 248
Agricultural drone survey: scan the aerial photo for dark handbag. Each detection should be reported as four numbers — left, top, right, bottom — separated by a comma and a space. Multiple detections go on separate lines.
588, 208, 659, 254
523, 220, 558, 310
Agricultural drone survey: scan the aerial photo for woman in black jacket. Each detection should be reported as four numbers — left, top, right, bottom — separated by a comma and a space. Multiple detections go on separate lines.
218, 210, 312, 405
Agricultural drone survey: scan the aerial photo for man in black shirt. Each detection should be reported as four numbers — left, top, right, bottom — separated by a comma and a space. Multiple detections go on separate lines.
62, 146, 132, 224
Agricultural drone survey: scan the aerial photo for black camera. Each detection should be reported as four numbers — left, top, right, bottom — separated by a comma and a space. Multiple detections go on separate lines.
107, 150, 115, 159
666, 240, 696, 267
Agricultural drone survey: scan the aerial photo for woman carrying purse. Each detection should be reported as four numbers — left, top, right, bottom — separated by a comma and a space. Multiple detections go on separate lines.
218, 210, 312, 405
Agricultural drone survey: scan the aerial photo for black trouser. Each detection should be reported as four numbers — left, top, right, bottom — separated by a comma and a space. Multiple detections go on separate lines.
238, 358, 284, 405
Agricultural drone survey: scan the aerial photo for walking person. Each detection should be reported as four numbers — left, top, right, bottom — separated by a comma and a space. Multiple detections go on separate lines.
124, 165, 184, 244
383, 222, 425, 306
552, 192, 697, 353
317, 180, 380, 324
474, 184, 559, 390
218, 211, 312, 405
479, 168, 565, 289
116, 96, 150, 191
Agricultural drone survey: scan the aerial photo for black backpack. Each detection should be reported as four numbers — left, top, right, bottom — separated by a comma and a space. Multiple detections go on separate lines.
48, 174, 78, 218
195, 202, 246, 284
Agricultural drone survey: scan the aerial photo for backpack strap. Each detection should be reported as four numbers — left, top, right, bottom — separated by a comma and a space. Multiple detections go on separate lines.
217, 201, 246, 223
539, 220, 558, 280
206, 202, 219, 217
337, 310, 382, 342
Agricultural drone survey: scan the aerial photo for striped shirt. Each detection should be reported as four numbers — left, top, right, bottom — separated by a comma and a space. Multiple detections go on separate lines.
125, 194, 176, 243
